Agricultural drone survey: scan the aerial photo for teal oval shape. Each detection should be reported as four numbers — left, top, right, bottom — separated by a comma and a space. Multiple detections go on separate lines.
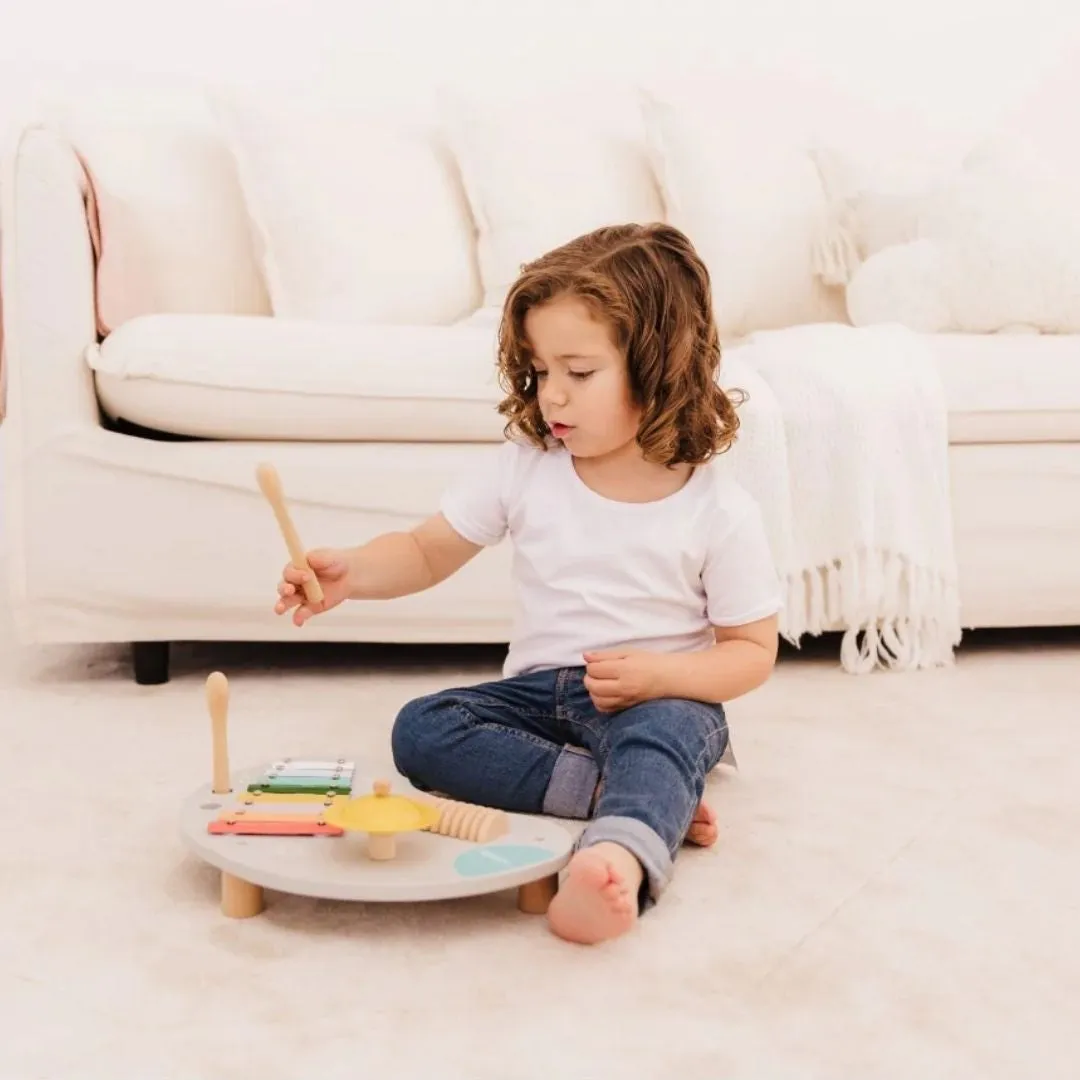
454, 844, 556, 878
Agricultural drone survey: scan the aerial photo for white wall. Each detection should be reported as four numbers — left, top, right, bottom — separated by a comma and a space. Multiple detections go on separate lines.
0, 0, 1078, 140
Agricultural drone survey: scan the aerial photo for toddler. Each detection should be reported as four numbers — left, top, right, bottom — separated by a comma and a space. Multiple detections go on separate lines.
274, 223, 781, 944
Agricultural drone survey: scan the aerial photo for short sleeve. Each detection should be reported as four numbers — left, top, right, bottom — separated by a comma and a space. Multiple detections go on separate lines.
439, 442, 515, 547
702, 496, 783, 627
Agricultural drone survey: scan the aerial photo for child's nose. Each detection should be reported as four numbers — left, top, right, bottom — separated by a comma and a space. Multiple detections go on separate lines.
541, 379, 569, 407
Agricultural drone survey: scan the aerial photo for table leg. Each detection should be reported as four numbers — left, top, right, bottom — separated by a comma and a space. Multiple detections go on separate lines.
517, 873, 558, 915
221, 871, 264, 918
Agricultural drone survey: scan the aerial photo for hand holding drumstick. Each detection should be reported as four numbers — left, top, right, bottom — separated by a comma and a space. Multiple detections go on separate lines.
257, 464, 350, 626
260, 462, 484, 626
275, 551, 354, 626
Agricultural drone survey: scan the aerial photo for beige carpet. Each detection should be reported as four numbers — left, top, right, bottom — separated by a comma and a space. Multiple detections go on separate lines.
3, 614, 1079, 1079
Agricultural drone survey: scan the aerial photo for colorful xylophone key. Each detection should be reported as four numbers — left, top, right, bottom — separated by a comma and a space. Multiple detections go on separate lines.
208, 817, 343, 837
208, 757, 356, 835
246, 757, 355, 795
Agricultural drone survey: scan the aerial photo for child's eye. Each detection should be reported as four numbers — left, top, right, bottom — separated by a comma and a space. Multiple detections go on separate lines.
533, 369, 548, 380
570, 371, 594, 381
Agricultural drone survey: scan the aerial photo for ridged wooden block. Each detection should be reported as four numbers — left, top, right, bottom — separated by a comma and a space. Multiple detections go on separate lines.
421, 795, 510, 843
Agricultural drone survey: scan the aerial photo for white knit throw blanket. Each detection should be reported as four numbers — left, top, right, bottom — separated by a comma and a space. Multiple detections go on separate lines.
718, 323, 962, 673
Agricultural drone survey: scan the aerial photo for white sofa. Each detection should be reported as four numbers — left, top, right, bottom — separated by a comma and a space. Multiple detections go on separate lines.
2, 82, 1079, 683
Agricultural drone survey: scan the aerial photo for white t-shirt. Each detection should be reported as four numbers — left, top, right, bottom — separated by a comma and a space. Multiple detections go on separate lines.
440, 440, 782, 678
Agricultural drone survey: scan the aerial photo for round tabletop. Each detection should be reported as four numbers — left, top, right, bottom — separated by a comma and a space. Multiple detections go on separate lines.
179, 766, 575, 903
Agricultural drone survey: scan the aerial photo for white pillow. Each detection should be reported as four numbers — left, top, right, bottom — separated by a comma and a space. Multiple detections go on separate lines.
844, 240, 953, 332
444, 84, 665, 309
847, 141, 1080, 333
214, 94, 481, 325
46, 86, 271, 332
642, 93, 847, 338
806, 127, 971, 288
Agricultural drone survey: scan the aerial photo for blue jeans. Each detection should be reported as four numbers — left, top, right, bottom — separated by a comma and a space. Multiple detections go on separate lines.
390, 666, 729, 911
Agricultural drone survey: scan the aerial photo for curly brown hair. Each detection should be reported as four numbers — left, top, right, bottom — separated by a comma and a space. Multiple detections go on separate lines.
496, 222, 744, 467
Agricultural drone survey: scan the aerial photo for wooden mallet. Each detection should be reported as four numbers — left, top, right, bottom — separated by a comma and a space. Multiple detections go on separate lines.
205, 670, 267, 919
255, 463, 324, 606
207, 671, 231, 794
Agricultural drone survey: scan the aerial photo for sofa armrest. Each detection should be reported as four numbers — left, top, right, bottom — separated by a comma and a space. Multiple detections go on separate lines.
1, 124, 100, 445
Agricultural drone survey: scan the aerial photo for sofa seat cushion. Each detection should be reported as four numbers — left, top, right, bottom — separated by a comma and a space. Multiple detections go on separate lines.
931, 333, 1080, 443
89, 315, 1080, 444
89, 314, 507, 441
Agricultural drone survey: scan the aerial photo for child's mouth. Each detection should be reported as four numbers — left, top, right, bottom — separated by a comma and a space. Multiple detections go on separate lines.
550, 423, 573, 438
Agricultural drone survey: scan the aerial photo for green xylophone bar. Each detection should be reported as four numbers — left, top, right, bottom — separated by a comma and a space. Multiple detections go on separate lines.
247, 776, 353, 794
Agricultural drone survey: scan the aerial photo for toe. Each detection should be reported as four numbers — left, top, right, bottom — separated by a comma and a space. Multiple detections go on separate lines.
576, 850, 616, 887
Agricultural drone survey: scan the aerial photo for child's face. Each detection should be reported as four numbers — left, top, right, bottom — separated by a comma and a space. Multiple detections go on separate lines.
524, 295, 641, 460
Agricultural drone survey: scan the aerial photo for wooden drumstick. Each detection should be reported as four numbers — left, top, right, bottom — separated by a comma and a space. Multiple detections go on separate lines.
207, 671, 231, 794
255, 463, 324, 605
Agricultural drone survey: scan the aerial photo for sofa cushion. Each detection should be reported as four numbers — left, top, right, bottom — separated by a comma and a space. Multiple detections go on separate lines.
930, 333, 1080, 443
213, 94, 482, 325
445, 83, 666, 310
842, 140, 1080, 334
89, 315, 506, 441
87, 315, 1080, 444
642, 93, 848, 337
45, 87, 271, 333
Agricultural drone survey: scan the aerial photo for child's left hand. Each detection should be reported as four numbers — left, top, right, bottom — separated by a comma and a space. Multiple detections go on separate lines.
582, 649, 665, 713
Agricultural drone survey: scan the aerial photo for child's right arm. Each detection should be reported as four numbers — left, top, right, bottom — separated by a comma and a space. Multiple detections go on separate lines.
274, 512, 482, 627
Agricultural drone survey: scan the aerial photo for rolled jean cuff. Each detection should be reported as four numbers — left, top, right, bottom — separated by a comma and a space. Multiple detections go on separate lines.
542, 745, 598, 819
575, 814, 674, 911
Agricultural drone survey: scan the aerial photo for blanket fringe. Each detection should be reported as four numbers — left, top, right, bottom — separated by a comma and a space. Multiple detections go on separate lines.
781, 550, 962, 673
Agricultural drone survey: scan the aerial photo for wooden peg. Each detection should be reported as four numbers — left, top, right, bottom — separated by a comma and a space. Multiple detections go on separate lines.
367, 779, 395, 858
518, 875, 558, 915
221, 872, 264, 918
206, 671, 231, 794
367, 834, 397, 861
255, 462, 324, 605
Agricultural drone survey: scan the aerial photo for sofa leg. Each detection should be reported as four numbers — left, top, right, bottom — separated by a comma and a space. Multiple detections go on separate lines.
132, 642, 170, 685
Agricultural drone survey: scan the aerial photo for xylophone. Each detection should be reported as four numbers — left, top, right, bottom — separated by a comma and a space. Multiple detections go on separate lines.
207, 758, 356, 837
206, 672, 510, 847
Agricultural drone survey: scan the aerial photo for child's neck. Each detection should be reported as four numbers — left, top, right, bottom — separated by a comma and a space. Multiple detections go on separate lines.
571, 441, 694, 504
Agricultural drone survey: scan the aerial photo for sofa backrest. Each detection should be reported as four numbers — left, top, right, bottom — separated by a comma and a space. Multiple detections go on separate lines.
44, 76, 973, 341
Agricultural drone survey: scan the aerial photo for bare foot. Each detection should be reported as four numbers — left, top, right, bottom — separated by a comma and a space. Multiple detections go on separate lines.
685, 800, 719, 847
547, 844, 642, 945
